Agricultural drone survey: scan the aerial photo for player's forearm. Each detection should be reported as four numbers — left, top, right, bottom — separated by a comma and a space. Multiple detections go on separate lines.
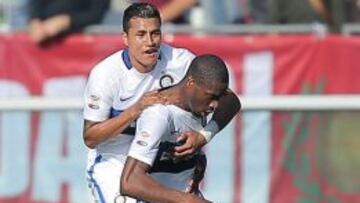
212, 89, 241, 131
83, 105, 141, 148
121, 172, 186, 203
121, 158, 191, 203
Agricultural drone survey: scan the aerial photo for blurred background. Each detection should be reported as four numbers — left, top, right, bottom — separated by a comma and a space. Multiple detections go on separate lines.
1, 0, 360, 203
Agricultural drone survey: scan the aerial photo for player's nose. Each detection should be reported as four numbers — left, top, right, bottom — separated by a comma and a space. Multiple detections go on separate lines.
208, 100, 218, 112
145, 33, 155, 46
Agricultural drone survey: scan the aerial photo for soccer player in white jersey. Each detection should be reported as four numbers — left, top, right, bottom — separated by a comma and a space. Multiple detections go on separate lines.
121, 54, 232, 203
83, 3, 241, 203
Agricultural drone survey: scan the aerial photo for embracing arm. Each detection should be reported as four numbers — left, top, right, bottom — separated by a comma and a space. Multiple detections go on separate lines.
83, 90, 167, 149
175, 88, 240, 155
83, 104, 140, 149
211, 88, 241, 131
120, 157, 210, 203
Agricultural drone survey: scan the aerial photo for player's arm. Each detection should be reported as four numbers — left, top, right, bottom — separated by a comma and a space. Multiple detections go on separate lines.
210, 88, 241, 131
175, 88, 241, 155
121, 105, 211, 203
83, 90, 167, 148
120, 157, 210, 203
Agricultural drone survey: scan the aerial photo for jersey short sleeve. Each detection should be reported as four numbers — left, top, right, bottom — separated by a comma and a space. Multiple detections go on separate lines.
83, 62, 118, 122
159, 44, 196, 84
128, 105, 170, 166
176, 47, 195, 77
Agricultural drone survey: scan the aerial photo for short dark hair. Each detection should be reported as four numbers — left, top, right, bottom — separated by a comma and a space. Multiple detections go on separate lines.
187, 54, 229, 87
123, 3, 162, 33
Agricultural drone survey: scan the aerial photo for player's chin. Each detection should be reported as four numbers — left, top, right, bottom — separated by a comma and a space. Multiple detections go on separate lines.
144, 52, 158, 60
142, 56, 157, 67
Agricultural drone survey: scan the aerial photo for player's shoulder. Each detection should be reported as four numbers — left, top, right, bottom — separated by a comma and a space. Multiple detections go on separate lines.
141, 104, 171, 120
143, 104, 169, 114
89, 50, 125, 77
160, 43, 195, 62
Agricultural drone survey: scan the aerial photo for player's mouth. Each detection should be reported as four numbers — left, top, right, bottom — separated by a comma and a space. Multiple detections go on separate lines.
144, 48, 158, 58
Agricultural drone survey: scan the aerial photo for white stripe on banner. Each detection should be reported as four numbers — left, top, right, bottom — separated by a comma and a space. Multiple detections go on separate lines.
242, 51, 273, 203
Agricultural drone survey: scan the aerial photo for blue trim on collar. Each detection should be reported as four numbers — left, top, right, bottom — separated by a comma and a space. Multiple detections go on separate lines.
122, 49, 132, 70
121, 48, 162, 70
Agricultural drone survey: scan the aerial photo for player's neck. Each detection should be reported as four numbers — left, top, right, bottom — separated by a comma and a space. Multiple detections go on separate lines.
160, 86, 189, 111
129, 55, 157, 73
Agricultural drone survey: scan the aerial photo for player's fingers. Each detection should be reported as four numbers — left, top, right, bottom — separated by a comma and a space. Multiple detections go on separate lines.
141, 91, 167, 107
174, 147, 195, 157
176, 133, 187, 142
174, 143, 190, 153
146, 89, 160, 95
175, 134, 192, 150
142, 90, 160, 101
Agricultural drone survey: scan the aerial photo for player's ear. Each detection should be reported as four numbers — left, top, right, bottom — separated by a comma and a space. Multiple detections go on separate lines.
186, 76, 195, 88
122, 32, 129, 46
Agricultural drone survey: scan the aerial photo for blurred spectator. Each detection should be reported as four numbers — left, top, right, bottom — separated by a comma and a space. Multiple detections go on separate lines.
28, 0, 110, 44
139, 0, 198, 24
341, 0, 360, 23
249, 0, 269, 23
101, 0, 131, 26
269, 0, 326, 24
269, 0, 349, 33
202, 0, 242, 25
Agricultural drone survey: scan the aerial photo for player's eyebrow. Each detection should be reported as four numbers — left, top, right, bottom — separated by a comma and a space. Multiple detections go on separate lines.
203, 90, 221, 100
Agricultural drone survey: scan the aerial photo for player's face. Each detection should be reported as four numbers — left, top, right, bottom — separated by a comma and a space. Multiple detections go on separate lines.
186, 78, 227, 116
122, 17, 161, 73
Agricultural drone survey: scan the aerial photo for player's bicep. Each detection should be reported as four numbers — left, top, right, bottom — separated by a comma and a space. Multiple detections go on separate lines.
123, 156, 151, 176
82, 119, 99, 136
83, 67, 115, 121
128, 106, 169, 166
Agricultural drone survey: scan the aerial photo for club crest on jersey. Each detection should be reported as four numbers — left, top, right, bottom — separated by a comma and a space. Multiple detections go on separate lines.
159, 74, 174, 88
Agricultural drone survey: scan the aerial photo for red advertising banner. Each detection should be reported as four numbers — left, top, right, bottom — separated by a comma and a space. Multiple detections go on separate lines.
0, 33, 359, 203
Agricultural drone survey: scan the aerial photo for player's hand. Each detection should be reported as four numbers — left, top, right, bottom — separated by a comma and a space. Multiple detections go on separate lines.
185, 154, 206, 194
174, 131, 207, 157
160, 90, 181, 106
136, 90, 168, 111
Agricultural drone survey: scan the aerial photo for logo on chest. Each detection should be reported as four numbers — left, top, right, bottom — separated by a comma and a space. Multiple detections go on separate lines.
119, 95, 134, 102
159, 74, 174, 89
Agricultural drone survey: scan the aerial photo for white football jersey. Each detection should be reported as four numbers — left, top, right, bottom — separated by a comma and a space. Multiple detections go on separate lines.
84, 44, 195, 203
128, 104, 206, 192
84, 43, 195, 161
